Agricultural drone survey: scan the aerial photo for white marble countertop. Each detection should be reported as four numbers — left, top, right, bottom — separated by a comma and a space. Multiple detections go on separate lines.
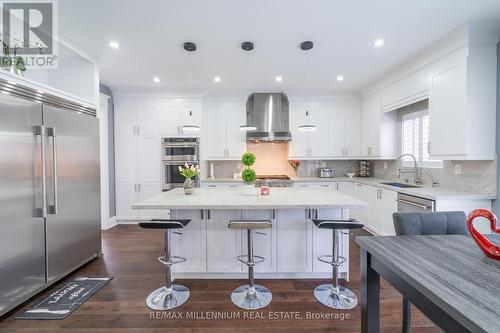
200, 177, 496, 201
133, 187, 370, 210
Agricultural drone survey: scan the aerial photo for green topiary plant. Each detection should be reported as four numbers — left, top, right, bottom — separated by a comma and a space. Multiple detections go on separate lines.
241, 152, 256, 184
241, 152, 256, 167
241, 168, 256, 184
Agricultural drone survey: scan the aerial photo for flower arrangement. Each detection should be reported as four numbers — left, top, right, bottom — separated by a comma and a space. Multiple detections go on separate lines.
178, 163, 200, 194
178, 163, 200, 178
241, 152, 256, 184
289, 160, 300, 173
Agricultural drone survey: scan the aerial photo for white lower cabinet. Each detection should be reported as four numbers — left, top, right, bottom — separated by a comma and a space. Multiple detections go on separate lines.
137, 184, 169, 220
116, 183, 139, 220
116, 182, 168, 220
167, 208, 351, 277
345, 183, 401, 236
276, 209, 312, 272
171, 210, 207, 273
206, 210, 242, 273
381, 190, 398, 235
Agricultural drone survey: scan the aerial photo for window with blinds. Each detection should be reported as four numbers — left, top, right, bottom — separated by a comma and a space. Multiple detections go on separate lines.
401, 110, 442, 168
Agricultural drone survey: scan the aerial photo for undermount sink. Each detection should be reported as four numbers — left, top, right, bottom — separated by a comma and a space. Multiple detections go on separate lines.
379, 182, 420, 188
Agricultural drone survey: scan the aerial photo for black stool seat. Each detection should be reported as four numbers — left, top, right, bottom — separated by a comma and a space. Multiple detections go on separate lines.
139, 219, 191, 229
312, 218, 364, 230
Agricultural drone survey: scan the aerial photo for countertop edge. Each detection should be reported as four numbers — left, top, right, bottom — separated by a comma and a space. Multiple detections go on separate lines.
201, 178, 496, 201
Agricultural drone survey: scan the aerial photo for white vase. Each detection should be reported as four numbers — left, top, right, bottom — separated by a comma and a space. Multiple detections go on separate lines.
242, 184, 256, 196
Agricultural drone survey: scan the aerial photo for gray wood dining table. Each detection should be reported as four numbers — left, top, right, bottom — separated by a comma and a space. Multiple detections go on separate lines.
356, 234, 500, 333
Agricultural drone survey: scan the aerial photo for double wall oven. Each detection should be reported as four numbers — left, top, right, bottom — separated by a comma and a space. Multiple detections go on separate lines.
162, 137, 200, 191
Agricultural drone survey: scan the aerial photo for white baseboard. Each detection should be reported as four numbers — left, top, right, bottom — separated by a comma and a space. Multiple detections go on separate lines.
102, 216, 118, 230
172, 271, 348, 280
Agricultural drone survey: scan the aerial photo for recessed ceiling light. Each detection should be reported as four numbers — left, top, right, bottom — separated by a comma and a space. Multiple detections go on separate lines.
109, 41, 120, 49
153, 77, 160, 83
373, 38, 385, 48
275, 76, 283, 82
336, 75, 344, 82
213, 76, 221, 83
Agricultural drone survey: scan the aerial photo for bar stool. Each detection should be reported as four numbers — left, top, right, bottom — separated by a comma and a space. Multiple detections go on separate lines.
139, 219, 191, 310
228, 219, 273, 310
312, 218, 364, 309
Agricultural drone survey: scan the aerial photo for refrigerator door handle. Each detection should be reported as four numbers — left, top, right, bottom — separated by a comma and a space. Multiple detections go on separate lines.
46, 127, 58, 215
34, 125, 47, 218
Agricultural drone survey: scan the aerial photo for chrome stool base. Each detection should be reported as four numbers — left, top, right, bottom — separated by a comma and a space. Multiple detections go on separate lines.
313, 284, 357, 309
231, 284, 272, 310
146, 285, 190, 310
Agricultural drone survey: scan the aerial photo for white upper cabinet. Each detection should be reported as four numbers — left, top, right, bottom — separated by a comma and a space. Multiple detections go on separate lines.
307, 108, 330, 158
289, 106, 310, 158
289, 104, 330, 159
203, 101, 246, 160
427, 44, 496, 160
344, 106, 362, 157
159, 99, 202, 136
329, 105, 361, 158
360, 95, 397, 159
115, 105, 137, 137
137, 106, 160, 137
380, 73, 429, 112
328, 106, 345, 157
159, 103, 182, 135
181, 104, 202, 128
429, 62, 467, 156
204, 105, 227, 159
225, 106, 246, 158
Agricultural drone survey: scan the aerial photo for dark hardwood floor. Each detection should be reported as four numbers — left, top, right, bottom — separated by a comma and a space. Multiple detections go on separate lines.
0, 225, 439, 332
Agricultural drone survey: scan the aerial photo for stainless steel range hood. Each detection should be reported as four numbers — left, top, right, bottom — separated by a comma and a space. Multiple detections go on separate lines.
245, 93, 291, 142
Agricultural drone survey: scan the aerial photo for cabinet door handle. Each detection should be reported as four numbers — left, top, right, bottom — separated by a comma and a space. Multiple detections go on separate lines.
272, 209, 276, 220
136, 126, 140, 136
201, 209, 204, 219
427, 142, 431, 154
207, 209, 211, 220
335, 183, 339, 191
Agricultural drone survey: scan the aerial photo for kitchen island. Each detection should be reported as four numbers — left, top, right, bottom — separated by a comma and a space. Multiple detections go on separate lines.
133, 187, 368, 279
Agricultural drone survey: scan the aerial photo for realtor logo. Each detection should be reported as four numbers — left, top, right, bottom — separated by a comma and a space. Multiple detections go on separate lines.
1, 0, 58, 70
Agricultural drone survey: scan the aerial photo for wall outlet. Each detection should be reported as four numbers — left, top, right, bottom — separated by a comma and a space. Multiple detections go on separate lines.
384, 162, 388, 170
454, 164, 462, 175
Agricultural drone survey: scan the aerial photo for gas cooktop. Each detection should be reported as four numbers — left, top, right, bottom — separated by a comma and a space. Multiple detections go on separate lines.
255, 175, 293, 187
255, 175, 291, 180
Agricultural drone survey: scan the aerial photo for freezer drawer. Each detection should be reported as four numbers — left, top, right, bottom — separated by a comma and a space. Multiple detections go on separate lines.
0, 95, 45, 316
43, 105, 101, 282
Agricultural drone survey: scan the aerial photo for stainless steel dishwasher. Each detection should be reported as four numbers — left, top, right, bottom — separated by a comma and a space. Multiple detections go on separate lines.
396, 193, 435, 212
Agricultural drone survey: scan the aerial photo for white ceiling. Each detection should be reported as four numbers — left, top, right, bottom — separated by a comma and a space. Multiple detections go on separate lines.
59, 0, 500, 94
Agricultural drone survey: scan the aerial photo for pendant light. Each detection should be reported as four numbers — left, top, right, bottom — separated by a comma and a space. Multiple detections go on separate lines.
181, 42, 200, 132
240, 41, 257, 131
298, 41, 316, 132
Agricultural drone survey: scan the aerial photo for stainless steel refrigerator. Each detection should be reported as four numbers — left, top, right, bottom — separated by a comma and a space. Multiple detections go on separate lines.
0, 88, 101, 316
